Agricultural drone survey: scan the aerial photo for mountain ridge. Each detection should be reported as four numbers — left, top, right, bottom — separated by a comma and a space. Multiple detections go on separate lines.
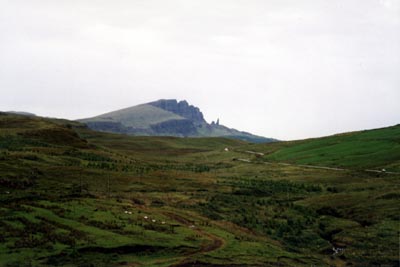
79, 99, 276, 143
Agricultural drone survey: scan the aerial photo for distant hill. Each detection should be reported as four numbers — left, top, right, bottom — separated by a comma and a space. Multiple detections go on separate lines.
5, 111, 36, 116
79, 99, 276, 143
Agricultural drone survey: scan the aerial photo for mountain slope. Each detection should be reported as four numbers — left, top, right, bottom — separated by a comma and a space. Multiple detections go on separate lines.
79, 103, 185, 135
79, 99, 275, 143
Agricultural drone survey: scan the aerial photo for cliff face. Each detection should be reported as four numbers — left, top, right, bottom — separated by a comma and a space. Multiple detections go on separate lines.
148, 100, 206, 125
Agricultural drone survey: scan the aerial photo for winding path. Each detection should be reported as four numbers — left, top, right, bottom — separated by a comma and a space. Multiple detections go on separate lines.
162, 211, 225, 267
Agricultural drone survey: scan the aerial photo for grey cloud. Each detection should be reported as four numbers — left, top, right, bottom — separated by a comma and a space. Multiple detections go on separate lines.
0, 0, 399, 139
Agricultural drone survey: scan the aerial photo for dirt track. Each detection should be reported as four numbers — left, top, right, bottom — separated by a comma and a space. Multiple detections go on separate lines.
241, 150, 400, 174
162, 211, 225, 267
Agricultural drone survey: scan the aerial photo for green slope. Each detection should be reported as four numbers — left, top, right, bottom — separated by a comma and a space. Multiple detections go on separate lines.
1, 113, 399, 266
80, 104, 185, 129
255, 125, 400, 171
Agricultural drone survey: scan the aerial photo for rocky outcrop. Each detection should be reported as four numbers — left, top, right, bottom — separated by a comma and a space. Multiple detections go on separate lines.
148, 99, 206, 125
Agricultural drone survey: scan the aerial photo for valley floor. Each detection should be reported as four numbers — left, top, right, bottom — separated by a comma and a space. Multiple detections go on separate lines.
0, 114, 399, 266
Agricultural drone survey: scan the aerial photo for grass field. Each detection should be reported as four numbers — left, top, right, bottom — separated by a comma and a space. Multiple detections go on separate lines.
0, 113, 399, 266
244, 124, 400, 172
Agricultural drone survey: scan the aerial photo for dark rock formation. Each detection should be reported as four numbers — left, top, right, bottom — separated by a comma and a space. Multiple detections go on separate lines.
149, 99, 206, 125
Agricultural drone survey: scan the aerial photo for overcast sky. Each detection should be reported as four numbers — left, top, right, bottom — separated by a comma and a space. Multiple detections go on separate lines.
1, 0, 399, 140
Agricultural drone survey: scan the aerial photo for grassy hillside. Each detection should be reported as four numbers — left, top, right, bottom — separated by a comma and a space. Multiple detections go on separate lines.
0, 113, 399, 266
80, 104, 185, 129
246, 125, 400, 172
